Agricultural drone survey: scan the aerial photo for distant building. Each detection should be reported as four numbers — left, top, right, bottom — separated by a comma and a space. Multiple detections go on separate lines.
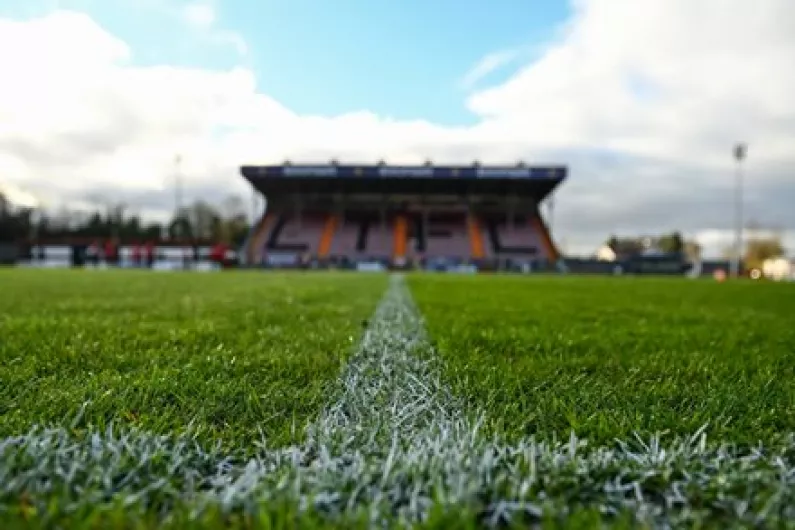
762, 257, 793, 281
595, 245, 617, 261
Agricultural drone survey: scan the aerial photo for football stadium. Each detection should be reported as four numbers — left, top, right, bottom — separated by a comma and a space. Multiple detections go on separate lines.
240, 162, 565, 273
1, 157, 794, 529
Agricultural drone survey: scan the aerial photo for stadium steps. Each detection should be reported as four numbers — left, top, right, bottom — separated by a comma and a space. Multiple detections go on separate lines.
393, 215, 408, 261
244, 213, 273, 265
266, 215, 309, 252
531, 211, 561, 261
240, 224, 258, 265
317, 214, 339, 258
484, 217, 541, 257
467, 214, 486, 259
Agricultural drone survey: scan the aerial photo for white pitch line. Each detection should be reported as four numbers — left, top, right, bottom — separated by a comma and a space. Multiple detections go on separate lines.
310, 274, 472, 448
1, 275, 794, 528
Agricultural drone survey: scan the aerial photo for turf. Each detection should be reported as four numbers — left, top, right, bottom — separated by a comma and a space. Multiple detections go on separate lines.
2, 269, 795, 528
410, 274, 795, 447
0, 269, 386, 450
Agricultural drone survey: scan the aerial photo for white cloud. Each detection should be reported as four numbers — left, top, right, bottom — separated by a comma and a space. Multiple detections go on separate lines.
0, 181, 40, 209
1, 1, 794, 257
459, 49, 521, 89
161, 0, 245, 55
180, 0, 245, 54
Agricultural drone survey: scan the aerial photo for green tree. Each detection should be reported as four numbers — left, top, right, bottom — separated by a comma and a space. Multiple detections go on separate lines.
0, 192, 34, 242
657, 232, 684, 253
169, 201, 223, 241
217, 195, 250, 245
606, 236, 645, 257
744, 236, 785, 270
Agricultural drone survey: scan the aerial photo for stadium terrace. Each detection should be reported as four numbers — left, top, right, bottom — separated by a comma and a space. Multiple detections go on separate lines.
240, 162, 567, 271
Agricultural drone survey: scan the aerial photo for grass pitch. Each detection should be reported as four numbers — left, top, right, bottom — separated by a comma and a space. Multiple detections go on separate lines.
410, 274, 795, 446
1, 269, 794, 528
0, 269, 386, 449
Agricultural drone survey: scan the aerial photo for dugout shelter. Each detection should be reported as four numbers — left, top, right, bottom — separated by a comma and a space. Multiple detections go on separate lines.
240, 161, 567, 271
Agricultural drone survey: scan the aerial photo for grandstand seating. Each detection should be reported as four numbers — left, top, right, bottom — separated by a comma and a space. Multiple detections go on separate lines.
266, 214, 324, 255
479, 213, 561, 262
325, 213, 395, 261
366, 221, 394, 260
240, 163, 566, 270
244, 208, 557, 267
423, 213, 471, 260
328, 215, 361, 259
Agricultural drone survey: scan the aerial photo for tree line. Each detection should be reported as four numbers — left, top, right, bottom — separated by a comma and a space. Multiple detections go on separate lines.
605, 232, 699, 259
604, 231, 788, 270
0, 192, 253, 246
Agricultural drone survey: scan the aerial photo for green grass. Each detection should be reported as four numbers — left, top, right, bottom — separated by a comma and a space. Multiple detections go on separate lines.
2, 269, 795, 528
410, 274, 795, 446
0, 269, 385, 450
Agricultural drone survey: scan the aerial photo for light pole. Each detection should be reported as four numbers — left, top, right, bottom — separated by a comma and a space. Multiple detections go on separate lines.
174, 154, 183, 239
174, 154, 183, 217
730, 143, 747, 278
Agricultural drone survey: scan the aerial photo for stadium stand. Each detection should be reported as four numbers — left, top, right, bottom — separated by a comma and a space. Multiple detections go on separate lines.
240, 162, 567, 271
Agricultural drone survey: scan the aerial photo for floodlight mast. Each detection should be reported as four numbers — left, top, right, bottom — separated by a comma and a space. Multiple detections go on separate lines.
174, 154, 183, 238
730, 143, 747, 278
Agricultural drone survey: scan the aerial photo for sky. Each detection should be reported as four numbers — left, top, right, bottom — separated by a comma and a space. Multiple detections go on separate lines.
0, 0, 793, 257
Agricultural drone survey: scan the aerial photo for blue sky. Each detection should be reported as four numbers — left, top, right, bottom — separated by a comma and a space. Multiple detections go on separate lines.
1, 0, 569, 125
230, 0, 569, 124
